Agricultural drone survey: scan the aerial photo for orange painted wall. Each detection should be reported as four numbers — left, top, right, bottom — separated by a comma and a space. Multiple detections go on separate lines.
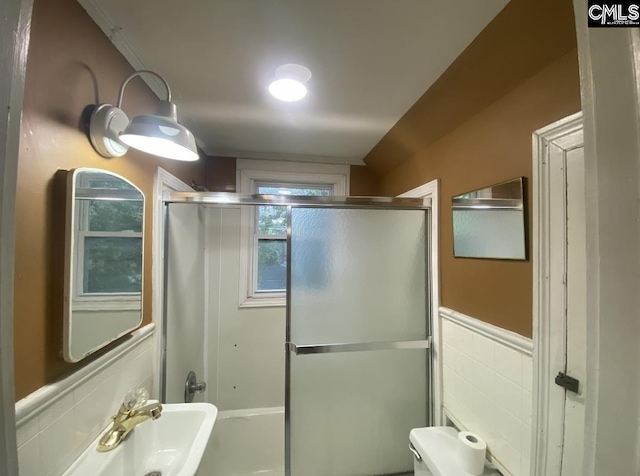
13, 0, 207, 400
350, 166, 381, 196
364, 0, 581, 337
378, 52, 581, 337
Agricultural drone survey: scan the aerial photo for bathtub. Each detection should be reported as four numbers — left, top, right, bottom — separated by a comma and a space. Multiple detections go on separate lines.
199, 406, 285, 476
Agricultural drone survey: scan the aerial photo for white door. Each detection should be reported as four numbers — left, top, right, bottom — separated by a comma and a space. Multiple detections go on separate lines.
561, 142, 587, 475
533, 112, 586, 476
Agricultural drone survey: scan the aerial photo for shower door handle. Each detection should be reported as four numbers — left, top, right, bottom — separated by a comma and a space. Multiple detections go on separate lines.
286, 338, 431, 355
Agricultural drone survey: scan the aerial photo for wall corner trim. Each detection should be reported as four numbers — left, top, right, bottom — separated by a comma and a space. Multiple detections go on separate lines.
439, 306, 533, 356
15, 323, 154, 427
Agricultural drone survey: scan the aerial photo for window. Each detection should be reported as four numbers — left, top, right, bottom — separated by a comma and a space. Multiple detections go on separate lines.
74, 174, 143, 310
237, 160, 349, 307
254, 184, 331, 293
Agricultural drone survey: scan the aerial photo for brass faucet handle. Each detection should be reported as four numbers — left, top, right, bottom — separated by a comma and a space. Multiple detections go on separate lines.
109, 403, 133, 425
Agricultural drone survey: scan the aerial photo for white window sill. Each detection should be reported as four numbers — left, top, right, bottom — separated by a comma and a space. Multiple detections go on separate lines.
239, 295, 286, 308
72, 300, 142, 312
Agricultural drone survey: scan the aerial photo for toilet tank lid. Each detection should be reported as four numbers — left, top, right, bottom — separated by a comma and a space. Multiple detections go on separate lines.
409, 426, 500, 476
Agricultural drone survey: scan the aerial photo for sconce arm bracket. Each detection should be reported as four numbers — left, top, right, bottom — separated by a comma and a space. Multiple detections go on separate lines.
116, 70, 172, 108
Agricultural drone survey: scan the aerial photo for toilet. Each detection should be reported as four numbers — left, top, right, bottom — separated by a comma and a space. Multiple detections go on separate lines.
409, 426, 501, 476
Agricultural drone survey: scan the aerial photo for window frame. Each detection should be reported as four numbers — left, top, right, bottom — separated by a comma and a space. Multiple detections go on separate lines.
237, 160, 349, 308
252, 181, 333, 296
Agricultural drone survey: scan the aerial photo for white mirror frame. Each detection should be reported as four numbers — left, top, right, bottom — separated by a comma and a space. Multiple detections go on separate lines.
63, 167, 145, 362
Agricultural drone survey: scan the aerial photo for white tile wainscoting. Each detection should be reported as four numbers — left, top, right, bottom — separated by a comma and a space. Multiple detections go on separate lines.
15, 324, 155, 476
440, 307, 533, 476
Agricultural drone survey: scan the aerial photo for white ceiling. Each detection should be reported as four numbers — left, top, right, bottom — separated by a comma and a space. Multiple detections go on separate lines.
82, 0, 509, 165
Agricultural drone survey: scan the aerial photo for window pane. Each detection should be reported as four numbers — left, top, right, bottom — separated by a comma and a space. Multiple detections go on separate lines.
256, 185, 331, 235
257, 239, 286, 291
257, 186, 331, 197
84, 237, 142, 293
87, 177, 137, 191
88, 200, 143, 232
258, 205, 287, 235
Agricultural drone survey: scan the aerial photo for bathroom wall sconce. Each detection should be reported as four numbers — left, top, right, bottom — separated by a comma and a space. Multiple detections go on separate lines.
89, 70, 199, 162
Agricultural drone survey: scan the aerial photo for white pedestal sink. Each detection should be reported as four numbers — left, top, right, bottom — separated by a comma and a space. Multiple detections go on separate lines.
64, 403, 218, 476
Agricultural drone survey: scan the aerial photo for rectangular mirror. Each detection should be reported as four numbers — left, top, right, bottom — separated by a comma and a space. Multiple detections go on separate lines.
452, 177, 526, 260
63, 168, 145, 362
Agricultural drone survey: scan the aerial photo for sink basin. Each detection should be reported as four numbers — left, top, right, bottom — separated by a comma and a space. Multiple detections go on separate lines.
64, 403, 218, 476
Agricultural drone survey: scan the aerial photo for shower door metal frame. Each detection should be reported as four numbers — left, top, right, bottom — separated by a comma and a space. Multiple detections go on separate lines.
162, 191, 430, 209
160, 193, 433, 474
284, 204, 433, 476
160, 193, 428, 400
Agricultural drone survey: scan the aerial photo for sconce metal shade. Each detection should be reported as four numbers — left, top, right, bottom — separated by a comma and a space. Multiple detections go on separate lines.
88, 70, 199, 162
119, 101, 199, 162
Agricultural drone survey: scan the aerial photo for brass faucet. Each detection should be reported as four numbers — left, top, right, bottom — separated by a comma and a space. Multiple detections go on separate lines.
97, 400, 163, 452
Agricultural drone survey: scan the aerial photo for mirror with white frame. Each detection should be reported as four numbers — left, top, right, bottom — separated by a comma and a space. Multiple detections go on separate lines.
63, 168, 145, 362
452, 177, 527, 260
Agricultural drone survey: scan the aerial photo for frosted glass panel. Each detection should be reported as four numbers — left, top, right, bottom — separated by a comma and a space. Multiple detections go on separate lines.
289, 350, 427, 476
288, 207, 429, 476
164, 203, 206, 403
289, 208, 427, 344
452, 209, 526, 259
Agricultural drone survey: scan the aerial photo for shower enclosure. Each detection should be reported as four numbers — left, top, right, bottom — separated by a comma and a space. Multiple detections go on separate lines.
162, 193, 433, 476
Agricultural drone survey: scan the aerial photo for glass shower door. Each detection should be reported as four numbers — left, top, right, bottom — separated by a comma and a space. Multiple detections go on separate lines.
286, 207, 431, 476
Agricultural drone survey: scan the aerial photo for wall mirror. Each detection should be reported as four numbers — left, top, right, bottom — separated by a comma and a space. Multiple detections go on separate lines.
63, 168, 144, 362
452, 177, 527, 260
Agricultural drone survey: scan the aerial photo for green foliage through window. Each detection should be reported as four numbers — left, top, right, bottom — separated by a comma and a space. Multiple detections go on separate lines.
84, 237, 142, 293
254, 184, 330, 292
88, 200, 143, 232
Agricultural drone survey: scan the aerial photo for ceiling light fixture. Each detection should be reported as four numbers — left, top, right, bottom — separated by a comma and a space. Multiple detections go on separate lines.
89, 70, 199, 161
268, 64, 312, 102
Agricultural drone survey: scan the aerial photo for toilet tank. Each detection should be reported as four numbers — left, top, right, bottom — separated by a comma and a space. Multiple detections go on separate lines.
409, 427, 500, 476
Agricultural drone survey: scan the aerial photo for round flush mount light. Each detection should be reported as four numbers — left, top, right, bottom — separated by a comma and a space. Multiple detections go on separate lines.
268, 64, 312, 102
269, 79, 307, 102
